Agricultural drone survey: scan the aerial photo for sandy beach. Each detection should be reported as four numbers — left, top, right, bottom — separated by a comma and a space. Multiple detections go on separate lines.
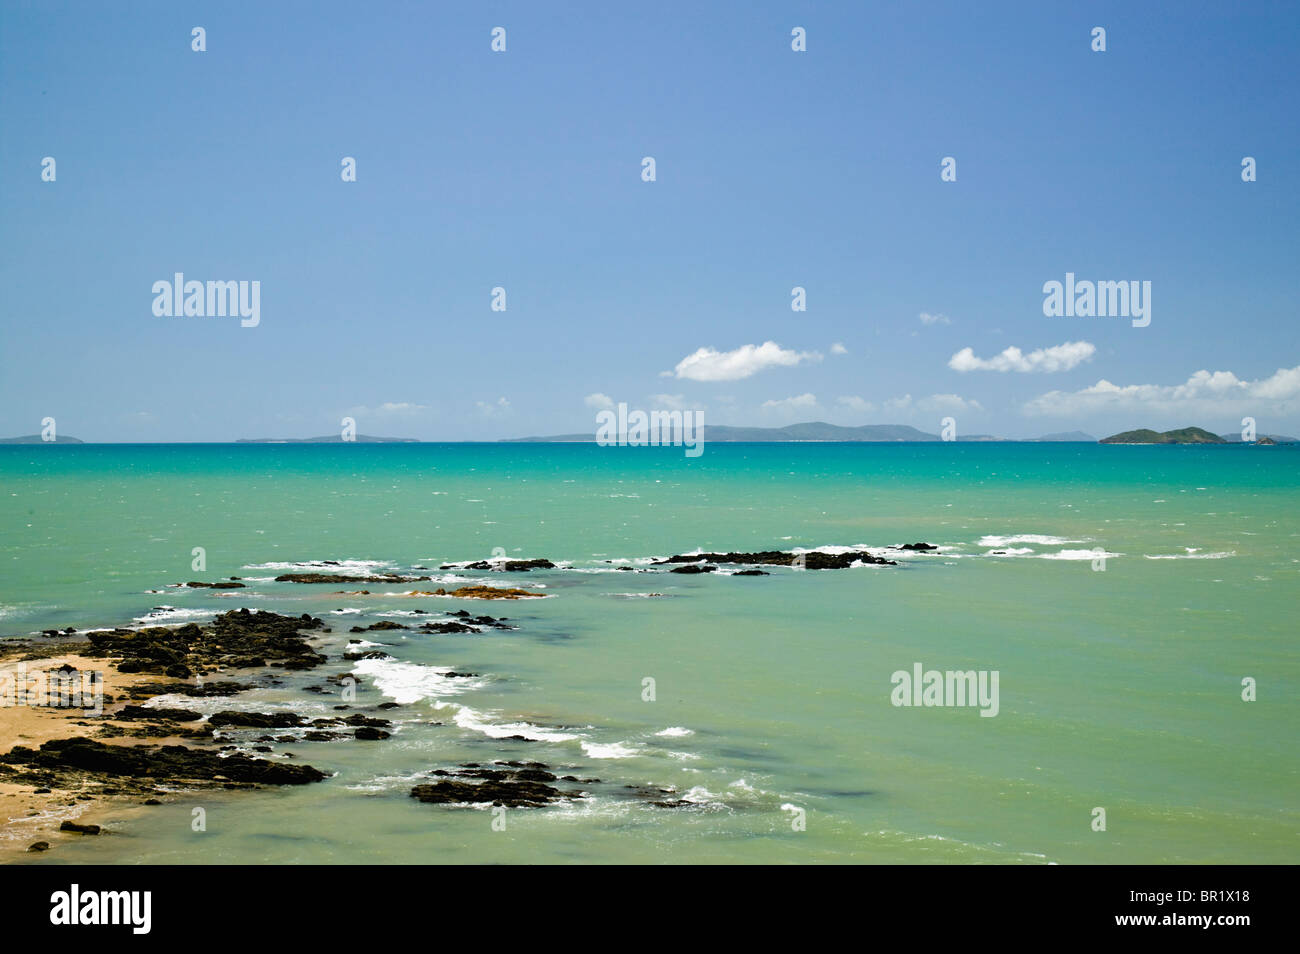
0, 644, 173, 860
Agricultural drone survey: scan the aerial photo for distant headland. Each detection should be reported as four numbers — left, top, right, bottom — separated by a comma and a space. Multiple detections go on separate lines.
504, 423, 1097, 443
0, 434, 84, 444
1096, 426, 1299, 444
235, 435, 418, 443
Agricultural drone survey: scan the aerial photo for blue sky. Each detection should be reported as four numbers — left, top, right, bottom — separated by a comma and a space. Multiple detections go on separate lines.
2, 0, 1298, 440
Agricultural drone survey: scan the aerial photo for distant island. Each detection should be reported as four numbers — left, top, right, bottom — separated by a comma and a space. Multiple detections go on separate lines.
1220, 432, 1297, 443
504, 422, 1097, 443
236, 435, 418, 443
1100, 427, 1226, 444
0, 434, 84, 444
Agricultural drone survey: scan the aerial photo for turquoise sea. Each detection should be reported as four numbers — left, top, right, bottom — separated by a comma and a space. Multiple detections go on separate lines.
1, 442, 1296, 864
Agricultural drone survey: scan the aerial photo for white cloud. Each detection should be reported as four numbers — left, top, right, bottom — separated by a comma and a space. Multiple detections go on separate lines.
584, 393, 614, 410
919, 393, 983, 413
882, 393, 982, 414
949, 341, 1095, 373
475, 397, 512, 416
830, 342, 848, 355
671, 341, 821, 381
1024, 364, 1300, 417
347, 401, 429, 417
649, 393, 691, 410
837, 395, 874, 413
919, 312, 951, 325
761, 393, 818, 413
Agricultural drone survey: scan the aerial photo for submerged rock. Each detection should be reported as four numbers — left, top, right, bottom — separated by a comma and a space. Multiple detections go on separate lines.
670, 564, 717, 574
892, 542, 938, 552
184, 581, 246, 589
405, 586, 543, 600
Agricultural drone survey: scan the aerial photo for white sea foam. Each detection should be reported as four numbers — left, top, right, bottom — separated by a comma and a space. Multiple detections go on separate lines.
581, 740, 638, 759
437, 702, 584, 743
243, 559, 395, 572
132, 606, 216, 625
352, 658, 485, 704
655, 726, 693, 737
984, 547, 1034, 556
681, 785, 721, 803
978, 534, 1084, 547
1039, 549, 1118, 561
1144, 551, 1235, 560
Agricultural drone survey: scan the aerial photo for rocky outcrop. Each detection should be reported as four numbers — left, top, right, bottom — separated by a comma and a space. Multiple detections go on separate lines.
84, 609, 327, 677
0, 737, 327, 790
440, 559, 557, 571
410, 763, 580, 807
208, 711, 306, 729
274, 573, 432, 584
404, 586, 543, 600
655, 549, 896, 569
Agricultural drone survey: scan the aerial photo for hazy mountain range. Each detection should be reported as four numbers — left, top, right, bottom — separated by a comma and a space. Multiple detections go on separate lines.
503, 423, 1098, 442
5, 424, 1294, 444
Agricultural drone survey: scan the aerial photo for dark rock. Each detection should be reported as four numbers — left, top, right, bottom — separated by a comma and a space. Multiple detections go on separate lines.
85, 610, 327, 676
27, 841, 50, 851
59, 820, 101, 834
208, 711, 305, 729
0, 737, 325, 786
892, 542, 938, 552
274, 573, 431, 584
113, 705, 202, 722
410, 779, 564, 805
670, 564, 717, 574
185, 581, 246, 589
417, 621, 480, 634
656, 549, 896, 569
441, 558, 557, 572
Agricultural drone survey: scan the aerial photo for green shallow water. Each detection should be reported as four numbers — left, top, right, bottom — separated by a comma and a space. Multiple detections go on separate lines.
1, 443, 1296, 864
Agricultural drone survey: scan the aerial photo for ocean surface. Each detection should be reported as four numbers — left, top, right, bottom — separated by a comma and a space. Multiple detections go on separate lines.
1, 442, 1296, 864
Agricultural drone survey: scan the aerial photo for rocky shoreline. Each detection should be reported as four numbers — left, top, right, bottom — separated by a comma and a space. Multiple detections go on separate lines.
1, 543, 940, 859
